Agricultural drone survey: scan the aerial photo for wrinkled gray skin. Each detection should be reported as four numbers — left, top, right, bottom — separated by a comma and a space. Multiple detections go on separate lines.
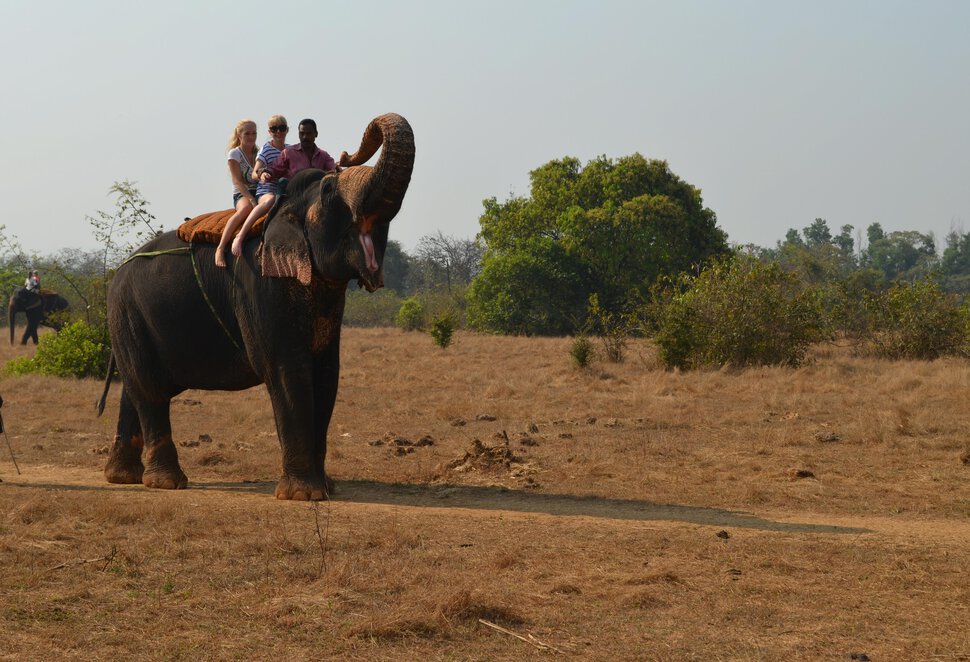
8, 287, 69, 345
99, 113, 414, 500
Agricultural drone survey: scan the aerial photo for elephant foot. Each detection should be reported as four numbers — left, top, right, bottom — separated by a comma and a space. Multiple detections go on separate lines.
104, 436, 145, 484
143, 467, 189, 490
142, 438, 188, 490
275, 474, 331, 501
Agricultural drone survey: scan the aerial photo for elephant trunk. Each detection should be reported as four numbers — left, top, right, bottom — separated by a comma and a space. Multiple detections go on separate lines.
337, 113, 415, 229
8, 299, 15, 345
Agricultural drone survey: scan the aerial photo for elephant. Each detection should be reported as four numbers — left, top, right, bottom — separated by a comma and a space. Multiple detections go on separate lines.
97, 113, 414, 500
8, 287, 69, 345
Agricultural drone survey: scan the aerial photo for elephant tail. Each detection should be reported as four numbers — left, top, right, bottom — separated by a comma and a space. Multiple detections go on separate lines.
96, 352, 116, 417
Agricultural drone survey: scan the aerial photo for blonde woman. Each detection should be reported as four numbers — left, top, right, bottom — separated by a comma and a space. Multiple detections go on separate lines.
231, 115, 289, 258
216, 119, 258, 267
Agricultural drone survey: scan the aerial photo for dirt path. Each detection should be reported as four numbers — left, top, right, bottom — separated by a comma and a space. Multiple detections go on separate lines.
6, 462, 965, 545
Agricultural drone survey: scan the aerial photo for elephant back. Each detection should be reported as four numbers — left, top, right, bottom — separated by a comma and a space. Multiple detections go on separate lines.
178, 209, 271, 245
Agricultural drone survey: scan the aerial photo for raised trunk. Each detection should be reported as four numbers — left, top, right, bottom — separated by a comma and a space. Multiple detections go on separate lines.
336, 113, 415, 228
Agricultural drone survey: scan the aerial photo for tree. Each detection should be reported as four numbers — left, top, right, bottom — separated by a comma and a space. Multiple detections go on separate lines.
87, 180, 162, 275
380, 239, 411, 295
783, 228, 804, 247
468, 154, 728, 334
408, 231, 483, 294
466, 237, 585, 335
862, 227, 936, 281
85, 180, 162, 320
777, 218, 856, 282
803, 218, 832, 248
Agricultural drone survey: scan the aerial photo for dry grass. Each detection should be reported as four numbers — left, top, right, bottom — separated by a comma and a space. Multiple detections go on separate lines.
1, 327, 969, 660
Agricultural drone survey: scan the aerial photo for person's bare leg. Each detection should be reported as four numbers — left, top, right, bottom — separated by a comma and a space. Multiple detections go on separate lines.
216, 199, 252, 267
232, 193, 275, 257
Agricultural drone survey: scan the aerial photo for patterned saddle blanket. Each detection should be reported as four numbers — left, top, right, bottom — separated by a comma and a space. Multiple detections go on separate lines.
177, 209, 269, 244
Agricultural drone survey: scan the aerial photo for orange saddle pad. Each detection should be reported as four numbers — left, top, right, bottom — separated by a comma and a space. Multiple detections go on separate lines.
177, 209, 269, 244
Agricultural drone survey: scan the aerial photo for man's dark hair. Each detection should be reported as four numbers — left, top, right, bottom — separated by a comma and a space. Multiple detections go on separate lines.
299, 119, 317, 133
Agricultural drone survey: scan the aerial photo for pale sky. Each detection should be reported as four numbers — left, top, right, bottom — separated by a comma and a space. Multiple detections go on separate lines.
1, 0, 967, 256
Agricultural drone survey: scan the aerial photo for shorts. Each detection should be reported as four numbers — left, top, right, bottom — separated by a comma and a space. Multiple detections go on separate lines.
255, 183, 278, 197
233, 189, 257, 206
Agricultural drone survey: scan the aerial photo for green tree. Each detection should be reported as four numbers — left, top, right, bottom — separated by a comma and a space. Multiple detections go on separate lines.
466, 238, 585, 335
863, 227, 936, 281
939, 229, 970, 292
380, 239, 411, 295
776, 219, 856, 283
803, 218, 832, 248
833, 224, 855, 258
469, 154, 728, 334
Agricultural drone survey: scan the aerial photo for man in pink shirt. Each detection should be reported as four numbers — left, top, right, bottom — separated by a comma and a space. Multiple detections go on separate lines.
261, 118, 336, 182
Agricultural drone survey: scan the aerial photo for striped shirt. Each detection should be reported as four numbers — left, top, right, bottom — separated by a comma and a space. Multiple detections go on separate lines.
256, 142, 288, 196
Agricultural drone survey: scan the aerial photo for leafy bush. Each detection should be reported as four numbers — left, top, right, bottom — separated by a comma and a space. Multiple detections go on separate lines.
862, 279, 970, 359
653, 256, 825, 369
570, 336, 594, 369
5, 321, 110, 378
429, 313, 457, 349
342, 288, 403, 327
395, 296, 425, 331
586, 293, 641, 363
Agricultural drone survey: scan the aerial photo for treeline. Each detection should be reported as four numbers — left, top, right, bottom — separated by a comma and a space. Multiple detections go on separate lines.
750, 217, 970, 293
6, 158, 970, 377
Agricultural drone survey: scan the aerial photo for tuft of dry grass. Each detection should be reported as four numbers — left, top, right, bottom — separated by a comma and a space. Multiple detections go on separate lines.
1, 326, 970, 659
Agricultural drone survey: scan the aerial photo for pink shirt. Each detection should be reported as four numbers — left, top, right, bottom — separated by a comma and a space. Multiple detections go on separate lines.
267, 144, 336, 179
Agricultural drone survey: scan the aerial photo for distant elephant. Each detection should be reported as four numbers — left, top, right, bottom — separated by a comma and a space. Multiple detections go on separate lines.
8, 287, 69, 345
98, 113, 414, 500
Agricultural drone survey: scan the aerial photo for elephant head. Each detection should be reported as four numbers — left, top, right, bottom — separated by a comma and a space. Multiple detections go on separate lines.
261, 113, 415, 291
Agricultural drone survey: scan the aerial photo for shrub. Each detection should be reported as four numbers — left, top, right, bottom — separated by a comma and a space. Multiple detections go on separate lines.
429, 313, 457, 349
395, 296, 425, 331
586, 293, 641, 363
570, 336, 595, 369
653, 256, 825, 369
5, 321, 110, 378
862, 279, 970, 360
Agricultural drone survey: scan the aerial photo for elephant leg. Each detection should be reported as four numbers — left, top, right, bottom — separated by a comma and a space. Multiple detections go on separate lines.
132, 395, 187, 490
311, 345, 340, 496
104, 388, 146, 484
267, 362, 329, 501
21, 315, 38, 345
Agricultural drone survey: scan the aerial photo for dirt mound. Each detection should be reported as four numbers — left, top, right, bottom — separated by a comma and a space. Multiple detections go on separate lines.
444, 437, 539, 488
447, 438, 521, 474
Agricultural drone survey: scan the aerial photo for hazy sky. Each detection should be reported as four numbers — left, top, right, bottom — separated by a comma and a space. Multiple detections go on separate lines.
1, 0, 967, 256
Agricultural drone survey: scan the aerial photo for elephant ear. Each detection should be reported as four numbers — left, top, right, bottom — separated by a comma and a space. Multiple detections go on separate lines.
259, 212, 312, 286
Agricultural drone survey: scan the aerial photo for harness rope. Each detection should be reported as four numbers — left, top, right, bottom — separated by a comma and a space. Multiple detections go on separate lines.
120, 243, 243, 352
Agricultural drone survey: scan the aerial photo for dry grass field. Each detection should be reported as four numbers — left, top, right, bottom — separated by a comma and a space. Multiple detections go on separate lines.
1, 326, 969, 660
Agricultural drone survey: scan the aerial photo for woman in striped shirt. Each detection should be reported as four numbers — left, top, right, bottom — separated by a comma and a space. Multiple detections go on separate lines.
230, 115, 290, 259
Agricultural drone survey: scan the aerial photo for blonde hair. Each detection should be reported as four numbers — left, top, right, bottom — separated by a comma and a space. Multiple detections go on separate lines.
267, 114, 288, 129
227, 119, 257, 150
